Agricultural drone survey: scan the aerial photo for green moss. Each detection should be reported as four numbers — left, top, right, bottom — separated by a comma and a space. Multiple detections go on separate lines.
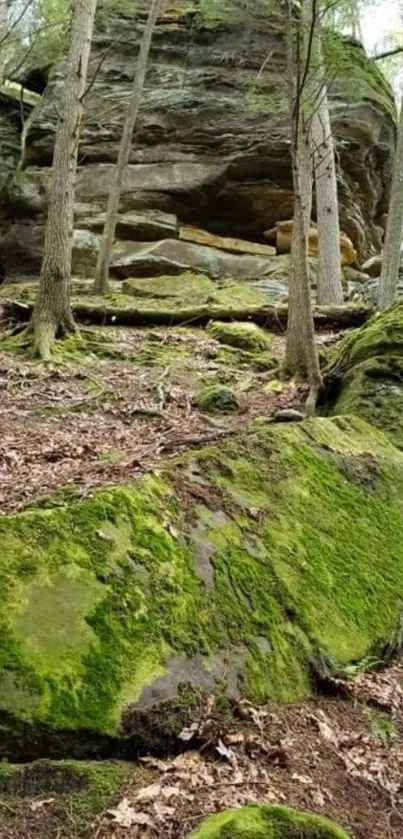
195, 384, 240, 413
190, 804, 351, 839
323, 33, 396, 120
0, 759, 132, 836
207, 321, 273, 353
327, 304, 403, 446
1, 417, 403, 736
122, 272, 216, 299
0, 325, 121, 363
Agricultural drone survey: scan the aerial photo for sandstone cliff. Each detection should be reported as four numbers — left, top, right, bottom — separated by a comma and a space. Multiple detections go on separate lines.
0, 2, 396, 283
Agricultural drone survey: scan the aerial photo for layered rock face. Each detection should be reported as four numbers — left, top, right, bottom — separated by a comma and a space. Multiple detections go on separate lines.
0, 2, 396, 282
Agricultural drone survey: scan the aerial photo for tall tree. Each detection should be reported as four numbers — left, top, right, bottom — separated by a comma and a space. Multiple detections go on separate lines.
379, 89, 403, 310
93, 0, 163, 294
31, 0, 97, 359
284, 0, 323, 413
311, 9, 344, 306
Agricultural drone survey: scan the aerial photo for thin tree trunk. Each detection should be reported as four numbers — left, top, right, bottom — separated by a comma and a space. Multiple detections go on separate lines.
284, 0, 323, 413
0, 0, 12, 85
312, 83, 344, 305
93, 0, 163, 295
31, 0, 97, 360
379, 91, 403, 311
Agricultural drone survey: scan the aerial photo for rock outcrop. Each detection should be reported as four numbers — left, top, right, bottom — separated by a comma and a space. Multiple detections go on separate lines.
326, 304, 403, 447
0, 2, 395, 283
1, 415, 403, 752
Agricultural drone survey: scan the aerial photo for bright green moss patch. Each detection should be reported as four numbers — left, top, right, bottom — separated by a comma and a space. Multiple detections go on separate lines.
327, 304, 403, 446
190, 804, 351, 839
207, 321, 273, 353
195, 384, 240, 413
122, 272, 216, 299
1, 417, 403, 739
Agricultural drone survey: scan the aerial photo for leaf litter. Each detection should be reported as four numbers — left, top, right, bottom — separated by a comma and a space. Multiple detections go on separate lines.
0, 324, 306, 513
91, 662, 403, 839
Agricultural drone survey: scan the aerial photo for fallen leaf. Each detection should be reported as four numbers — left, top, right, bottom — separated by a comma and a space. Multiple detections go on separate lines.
107, 798, 154, 828
29, 798, 55, 812
135, 783, 162, 802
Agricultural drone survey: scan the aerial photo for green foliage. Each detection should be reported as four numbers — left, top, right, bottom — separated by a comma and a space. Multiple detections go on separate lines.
370, 712, 397, 744
190, 804, 351, 839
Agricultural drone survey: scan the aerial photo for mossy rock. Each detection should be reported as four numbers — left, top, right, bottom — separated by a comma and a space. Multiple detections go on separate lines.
195, 384, 240, 412
0, 759, 133, 837
207, 321, 273, 353
122, 272, 216, 300
189, 804, 350, 839
1, 417, 403, 749
326, 304, 403, 446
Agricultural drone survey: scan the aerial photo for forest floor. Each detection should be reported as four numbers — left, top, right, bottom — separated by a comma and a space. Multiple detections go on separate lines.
0, 318, 400, 839
0, 662, 401, 839
0, 321, 319, 513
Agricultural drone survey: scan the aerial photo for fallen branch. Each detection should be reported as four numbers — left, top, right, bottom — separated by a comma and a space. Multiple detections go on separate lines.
2, 299, 374, 332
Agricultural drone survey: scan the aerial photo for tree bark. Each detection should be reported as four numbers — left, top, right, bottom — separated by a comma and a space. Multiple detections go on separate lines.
0, 0, 12, 85
31, 0, 97, 360
312, 83, 344, 305
379, 91, 403, 311
284, 0, 323, 413
93, 0, 163, 295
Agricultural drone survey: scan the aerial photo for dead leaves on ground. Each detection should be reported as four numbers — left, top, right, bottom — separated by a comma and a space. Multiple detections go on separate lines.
94, 663, 403, 839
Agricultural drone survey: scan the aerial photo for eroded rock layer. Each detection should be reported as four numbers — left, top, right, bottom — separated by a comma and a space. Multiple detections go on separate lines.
0, 2, 396, 281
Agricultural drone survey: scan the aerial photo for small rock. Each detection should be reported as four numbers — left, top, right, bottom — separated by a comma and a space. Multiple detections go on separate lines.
195, 385, 239, 414
273, 408, 305, 423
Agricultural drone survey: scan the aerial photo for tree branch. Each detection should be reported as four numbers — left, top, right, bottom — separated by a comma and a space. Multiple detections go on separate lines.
372, 45, 403, 62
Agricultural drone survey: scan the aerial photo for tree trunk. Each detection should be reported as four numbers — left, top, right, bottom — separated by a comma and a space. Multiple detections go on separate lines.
312, 83, 344, 305
284, 0, 323, 413
379, 91, 403, 311
93, 0, 163, 295
31, 0, 97, 360
0, 0, 12, 85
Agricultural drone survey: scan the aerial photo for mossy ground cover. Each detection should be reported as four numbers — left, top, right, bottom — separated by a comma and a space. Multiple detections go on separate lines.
190, 805, 350, 839
326, 304, 403, 446
0, 759, 133, 838
0, 415, 403, 743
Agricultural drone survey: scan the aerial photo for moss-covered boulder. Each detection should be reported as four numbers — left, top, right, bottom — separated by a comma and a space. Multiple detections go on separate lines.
189, 805, 350, 839
195, 384, 240, 412
0, 759, 132, 838
326, 304, 403, 446
1, 417, 403, 750
207, 321, 273, 353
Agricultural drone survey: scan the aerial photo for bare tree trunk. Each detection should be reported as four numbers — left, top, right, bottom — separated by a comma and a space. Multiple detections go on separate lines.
31, 0, 97, 360
93, 0, 163, 294
0, 0, 12, 85
284, 0, 323, 413
379, 91, 403, 311
312, 83, 344, 305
